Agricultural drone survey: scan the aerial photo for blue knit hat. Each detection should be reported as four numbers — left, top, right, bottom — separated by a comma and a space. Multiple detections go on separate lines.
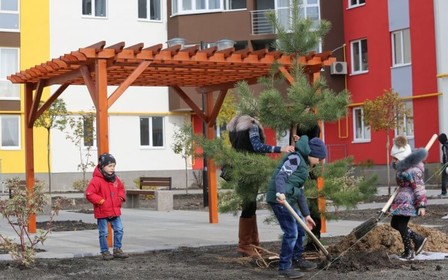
309, 138, 327, 159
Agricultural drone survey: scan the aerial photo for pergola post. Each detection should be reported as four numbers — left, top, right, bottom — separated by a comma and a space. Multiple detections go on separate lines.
95, 58, 113, 246
205, 91, 218, 223
24, 83, 36, 233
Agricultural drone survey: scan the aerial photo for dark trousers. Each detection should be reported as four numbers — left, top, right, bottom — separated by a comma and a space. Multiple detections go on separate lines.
442, 163, 447, 195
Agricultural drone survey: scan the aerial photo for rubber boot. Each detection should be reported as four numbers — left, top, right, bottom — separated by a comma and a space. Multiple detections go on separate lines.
401, 235, 415, 260
250, 215, 260, 247
251, 215, 266, 256
237, 217, 258, 257
410, 231, 427, 255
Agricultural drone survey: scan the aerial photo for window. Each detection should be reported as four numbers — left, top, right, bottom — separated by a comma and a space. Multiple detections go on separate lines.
82, 0, 107, 17
172, 0, 221, 15
140, 116, 164, 147
224, 0, 246, 10
0, 0, 19, 30
392, 29, 411, 66
349, 0, 365, 8
0, 48, 20, 100
138, 0, 161, 21
395, 102, 414, 138
83, 115, 96, 147
353, 107, 370, 141
0, 115, 20, 149
351, 39, 368, 73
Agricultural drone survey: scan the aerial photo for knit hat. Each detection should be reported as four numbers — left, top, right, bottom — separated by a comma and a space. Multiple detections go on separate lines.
98, 153, 116, 169
390, 136, 411, 161
439, 133, 447, 144
309, 138, 327, 159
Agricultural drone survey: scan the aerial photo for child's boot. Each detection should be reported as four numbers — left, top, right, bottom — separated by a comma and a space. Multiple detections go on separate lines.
401, 235, 415, 260
410, 231, 427, 255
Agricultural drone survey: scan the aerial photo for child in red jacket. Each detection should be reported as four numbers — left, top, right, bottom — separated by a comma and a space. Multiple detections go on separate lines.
85, 153, 129, 260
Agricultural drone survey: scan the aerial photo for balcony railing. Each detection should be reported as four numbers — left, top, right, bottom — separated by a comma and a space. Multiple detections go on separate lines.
250, 8, 291, 35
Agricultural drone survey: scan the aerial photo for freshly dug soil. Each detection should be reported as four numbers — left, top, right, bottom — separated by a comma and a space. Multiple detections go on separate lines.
1, 194, 447, 279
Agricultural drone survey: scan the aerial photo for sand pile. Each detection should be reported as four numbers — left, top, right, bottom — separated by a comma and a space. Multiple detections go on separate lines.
329, 223, 448, 255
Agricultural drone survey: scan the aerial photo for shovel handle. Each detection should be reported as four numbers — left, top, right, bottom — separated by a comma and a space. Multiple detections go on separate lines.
276, 193, 332, 260
425, 134, 438, 151
380, 189, 398, 215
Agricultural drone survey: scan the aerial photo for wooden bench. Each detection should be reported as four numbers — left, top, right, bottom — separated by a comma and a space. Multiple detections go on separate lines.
139, 176, 172, 190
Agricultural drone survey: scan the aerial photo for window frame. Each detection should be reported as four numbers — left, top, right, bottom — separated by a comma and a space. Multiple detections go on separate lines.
395, 101, 414, 139
350, 38, 368, 74
0, 0, 19, 31
138, 0, 162, 21
82, 115, 97, 148
139, 116, 165, 148
171, 0, 222, 16
353, 107, 371, 142
392, 29, 411, 67
82, 0, 107, 18
0, 114, 20, 150
348, 0, 365, 9
0, 47, 20, 100
223, 0, 246, 11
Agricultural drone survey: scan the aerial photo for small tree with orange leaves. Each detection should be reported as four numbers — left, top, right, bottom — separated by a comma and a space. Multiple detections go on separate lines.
363, 89, 409, 194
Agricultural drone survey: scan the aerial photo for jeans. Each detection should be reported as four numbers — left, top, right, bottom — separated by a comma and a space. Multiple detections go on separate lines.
98, 216, 124, 253
270, 203, 305, 271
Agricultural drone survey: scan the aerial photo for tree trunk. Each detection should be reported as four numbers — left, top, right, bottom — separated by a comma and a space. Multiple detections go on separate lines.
185, 158, 189, 195
386, 132, 391, 195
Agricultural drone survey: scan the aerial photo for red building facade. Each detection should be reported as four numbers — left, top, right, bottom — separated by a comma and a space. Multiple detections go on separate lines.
324, 0, 440, 168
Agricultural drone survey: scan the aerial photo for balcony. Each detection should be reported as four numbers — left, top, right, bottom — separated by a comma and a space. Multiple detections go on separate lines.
250, 8, 290, 35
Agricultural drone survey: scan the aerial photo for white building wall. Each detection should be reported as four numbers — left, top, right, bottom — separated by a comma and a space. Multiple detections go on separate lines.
435, 0, 448, 136
48, 0, 190, 181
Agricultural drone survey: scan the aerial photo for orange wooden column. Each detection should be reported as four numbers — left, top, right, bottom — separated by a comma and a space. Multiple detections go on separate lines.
317, 177, 326, 233
206, 91, 218, 223
95, 58, 113, 246
24, 83, 36, 233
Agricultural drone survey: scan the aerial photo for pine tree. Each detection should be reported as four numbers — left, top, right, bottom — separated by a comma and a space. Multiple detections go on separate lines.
199, 0, 377, 214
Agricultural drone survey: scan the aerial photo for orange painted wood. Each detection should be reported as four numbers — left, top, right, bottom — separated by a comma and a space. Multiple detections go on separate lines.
206, 92, 218, 224
24, 85, 36, 233
317, 177, 326, 233
9, 41, 337, 227
95, 59, 113, 246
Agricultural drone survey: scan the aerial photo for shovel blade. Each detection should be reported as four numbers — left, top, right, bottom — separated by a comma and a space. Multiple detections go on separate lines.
353, 217, 377, 239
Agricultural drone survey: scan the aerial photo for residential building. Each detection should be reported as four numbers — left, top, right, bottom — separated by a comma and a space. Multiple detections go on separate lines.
167, 0, 345, 167
1, 0, 193, 191
168, 0, 447, 184
324, 0, 446, 182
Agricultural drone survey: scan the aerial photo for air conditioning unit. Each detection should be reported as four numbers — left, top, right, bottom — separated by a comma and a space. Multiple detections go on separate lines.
330, 61, 347, 75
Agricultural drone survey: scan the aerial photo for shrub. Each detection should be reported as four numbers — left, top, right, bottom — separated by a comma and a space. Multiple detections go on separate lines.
0, 178, 60, 268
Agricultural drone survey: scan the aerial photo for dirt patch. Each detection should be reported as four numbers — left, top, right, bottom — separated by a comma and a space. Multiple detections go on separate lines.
1, 194, 448, 279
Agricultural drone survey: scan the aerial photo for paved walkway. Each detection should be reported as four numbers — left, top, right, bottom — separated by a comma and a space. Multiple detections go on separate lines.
0, 187, 446, 260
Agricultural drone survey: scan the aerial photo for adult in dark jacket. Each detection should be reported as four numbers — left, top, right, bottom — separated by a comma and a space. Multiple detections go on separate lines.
438, 133, 448, 196
227, 115, 294, 257
85, 153, 128, 260
266, 135, 326, 278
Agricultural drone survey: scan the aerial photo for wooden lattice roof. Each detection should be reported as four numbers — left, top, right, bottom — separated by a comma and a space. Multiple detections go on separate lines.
8, 41, 335, 88
12, 40, 336, 228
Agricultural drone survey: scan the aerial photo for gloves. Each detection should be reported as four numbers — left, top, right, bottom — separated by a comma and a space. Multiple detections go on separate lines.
418, 208, 426, 216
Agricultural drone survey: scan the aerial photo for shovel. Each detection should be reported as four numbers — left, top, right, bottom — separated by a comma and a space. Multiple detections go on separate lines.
353, 133, 438, 239
276, 193, 332, 261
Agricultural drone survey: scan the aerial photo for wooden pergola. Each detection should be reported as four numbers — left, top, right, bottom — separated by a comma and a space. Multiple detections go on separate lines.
8, 41, 335, 232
